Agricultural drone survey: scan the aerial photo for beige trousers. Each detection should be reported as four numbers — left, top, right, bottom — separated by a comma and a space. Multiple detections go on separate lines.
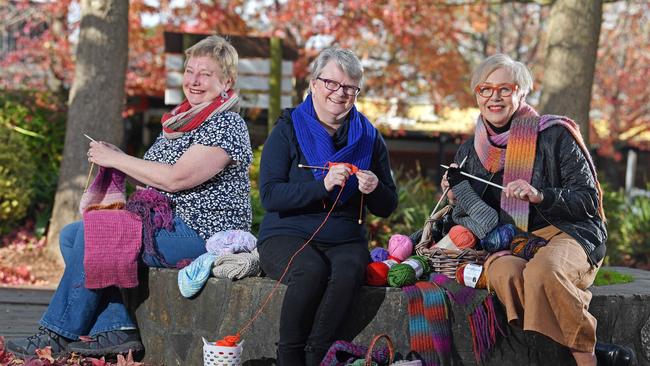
485, 226, 601, 352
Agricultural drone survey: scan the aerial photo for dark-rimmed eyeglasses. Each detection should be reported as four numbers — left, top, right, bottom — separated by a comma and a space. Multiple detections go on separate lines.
316, 77, 361, 97
474, 83, 518, 98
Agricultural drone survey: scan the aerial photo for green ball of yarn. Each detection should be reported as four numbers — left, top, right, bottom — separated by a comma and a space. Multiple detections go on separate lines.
387, 255, 431, 287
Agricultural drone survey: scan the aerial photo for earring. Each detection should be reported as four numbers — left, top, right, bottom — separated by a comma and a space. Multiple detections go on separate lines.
221, 91, 229, 100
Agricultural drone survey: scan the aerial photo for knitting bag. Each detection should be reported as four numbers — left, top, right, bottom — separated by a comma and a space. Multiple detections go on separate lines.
414, 205, 487, 278
320, 334, 394, 366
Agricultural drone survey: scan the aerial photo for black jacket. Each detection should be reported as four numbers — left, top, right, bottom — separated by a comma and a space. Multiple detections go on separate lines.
257, 109, 398, 245
455, 125, 607, 265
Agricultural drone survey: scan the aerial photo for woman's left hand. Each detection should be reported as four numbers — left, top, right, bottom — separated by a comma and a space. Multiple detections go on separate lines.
505, 179, 544, 204
356, 170, 379, 194
87, 141, 125, 168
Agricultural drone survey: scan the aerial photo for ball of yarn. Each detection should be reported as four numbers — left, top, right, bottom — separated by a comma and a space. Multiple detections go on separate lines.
449, 225, 477, 249
388, 234, 413, 261
510, 233, 547, 260
480, 224, 517, 252
455, 263, 487, 289
370, 247, 389, 262
387, 255, 431, 288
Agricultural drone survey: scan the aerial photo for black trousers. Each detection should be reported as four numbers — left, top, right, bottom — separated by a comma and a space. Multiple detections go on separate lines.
258, 235, 369, 366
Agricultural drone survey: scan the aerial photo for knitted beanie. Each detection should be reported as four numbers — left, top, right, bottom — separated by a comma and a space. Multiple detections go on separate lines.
205, 230, 257, 257
79, 167, 127, 214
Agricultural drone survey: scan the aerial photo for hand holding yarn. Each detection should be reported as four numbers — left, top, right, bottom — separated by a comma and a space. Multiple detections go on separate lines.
323, 163, 352, 191
87, 141, 125, 168
356, 169, 379, 194
446, 166, 468, 188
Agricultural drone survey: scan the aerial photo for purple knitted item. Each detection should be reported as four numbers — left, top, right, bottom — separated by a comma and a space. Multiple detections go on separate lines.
83, 209, 142, 289
126, 188, 174, 267
79, 167, 126, 214
320, 339, 391, 366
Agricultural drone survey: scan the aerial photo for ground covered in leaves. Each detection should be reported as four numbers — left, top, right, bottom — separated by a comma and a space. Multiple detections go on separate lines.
0, 221, 63, 288
0, 337, 142, 366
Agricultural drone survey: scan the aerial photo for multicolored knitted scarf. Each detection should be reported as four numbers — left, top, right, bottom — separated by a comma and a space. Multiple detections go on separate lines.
292, 93, 376, 203
161, 89, 239, 139
403, 275, 505, 365
403, 281, 451, 366
473, 102, 605, 231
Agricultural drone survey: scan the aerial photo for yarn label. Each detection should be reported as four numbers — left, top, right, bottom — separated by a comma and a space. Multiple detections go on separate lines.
383, 259, 398, 268
463, 263, 483, 288
403, 258, 424, 277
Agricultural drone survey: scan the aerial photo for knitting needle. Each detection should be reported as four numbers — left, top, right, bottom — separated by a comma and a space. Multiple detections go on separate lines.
83, 133, 96, 192
440, 164, 506, 190
298, 164, 329, 170
429, 156, 468, 217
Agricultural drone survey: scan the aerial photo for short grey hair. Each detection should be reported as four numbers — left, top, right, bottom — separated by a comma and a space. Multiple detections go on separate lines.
470, 54, 533, 98
311, 46, 364, 88
185, 35, 238, 84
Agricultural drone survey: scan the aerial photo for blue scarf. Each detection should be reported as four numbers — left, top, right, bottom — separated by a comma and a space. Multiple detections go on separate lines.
292, 93, 377, 203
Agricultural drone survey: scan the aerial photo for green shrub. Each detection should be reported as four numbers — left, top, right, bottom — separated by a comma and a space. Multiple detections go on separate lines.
0, 92, 65, 236
366, 168, 438, 247
602, 182, 650, 267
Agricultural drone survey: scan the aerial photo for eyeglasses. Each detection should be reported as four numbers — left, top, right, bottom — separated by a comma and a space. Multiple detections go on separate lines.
316, 77, 361, 97
474, 83, 518, 98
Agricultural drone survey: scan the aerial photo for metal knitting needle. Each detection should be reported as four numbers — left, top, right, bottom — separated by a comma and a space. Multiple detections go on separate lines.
440, 164, 506, 190
429, 156, 468, 216
298, 164, 329, 170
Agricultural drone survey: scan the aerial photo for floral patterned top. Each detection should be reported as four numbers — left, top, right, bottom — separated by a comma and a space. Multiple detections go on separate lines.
143, 111, 252, 239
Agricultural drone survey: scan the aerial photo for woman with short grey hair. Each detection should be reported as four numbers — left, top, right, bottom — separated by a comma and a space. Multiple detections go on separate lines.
442, 53, 631, 365
256, 46, 397, 365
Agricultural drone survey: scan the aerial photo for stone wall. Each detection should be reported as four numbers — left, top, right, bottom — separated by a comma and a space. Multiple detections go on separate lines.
124, 267, 650, 366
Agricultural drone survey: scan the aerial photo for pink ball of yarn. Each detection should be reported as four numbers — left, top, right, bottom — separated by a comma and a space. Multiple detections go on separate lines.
388, 234, 413, 261
449, 225, 477, 249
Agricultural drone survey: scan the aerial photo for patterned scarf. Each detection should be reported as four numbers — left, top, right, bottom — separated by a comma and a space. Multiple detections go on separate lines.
473, 103, 604, 231
292, 93, 376, 203
161, 89, 239, 139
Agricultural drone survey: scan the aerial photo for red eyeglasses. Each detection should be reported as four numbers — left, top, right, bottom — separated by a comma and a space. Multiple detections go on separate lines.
474, 83, 518, 98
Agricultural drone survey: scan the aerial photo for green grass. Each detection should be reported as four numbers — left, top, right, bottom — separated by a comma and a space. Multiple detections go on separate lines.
593, 269, 634, 286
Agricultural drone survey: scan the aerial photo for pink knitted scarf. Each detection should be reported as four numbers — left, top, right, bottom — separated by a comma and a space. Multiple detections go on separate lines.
473, 103, 604, 231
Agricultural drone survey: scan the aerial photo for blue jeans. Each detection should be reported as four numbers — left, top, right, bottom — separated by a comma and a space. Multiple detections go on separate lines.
40, 216, 206, 340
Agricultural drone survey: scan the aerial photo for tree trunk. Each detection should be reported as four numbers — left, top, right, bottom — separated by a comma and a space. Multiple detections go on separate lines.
46, 0, 129, 264
538, 0, 603, 145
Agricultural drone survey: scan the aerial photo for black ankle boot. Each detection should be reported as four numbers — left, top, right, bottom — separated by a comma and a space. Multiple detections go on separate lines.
595, 342, 635, 366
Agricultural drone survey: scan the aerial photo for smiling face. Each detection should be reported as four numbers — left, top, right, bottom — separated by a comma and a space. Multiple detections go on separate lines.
310, 61, 359, 127
182, 56, 232, 106
476, 67, 521, 127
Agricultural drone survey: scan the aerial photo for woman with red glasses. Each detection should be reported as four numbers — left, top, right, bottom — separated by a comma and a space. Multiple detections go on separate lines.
257, 46, 397, 365
441, 54, 632, 366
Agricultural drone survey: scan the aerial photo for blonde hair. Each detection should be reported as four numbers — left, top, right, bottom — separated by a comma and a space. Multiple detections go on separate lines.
470, 54, 533, 98
185, 35, 238, 84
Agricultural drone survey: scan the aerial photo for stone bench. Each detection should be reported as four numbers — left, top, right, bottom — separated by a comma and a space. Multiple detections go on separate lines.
124, 266, 650, 365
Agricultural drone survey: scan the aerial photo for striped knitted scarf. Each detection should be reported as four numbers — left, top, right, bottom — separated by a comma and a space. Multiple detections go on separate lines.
161, 89, 239, 139
403, 275, 505, 365
473, 103, 605, 231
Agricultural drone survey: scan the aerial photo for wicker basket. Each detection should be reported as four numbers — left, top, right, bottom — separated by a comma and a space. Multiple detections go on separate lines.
415, 205, 487, 279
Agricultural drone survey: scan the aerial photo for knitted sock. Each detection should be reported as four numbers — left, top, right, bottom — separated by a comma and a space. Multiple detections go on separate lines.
177, 253, 217, 298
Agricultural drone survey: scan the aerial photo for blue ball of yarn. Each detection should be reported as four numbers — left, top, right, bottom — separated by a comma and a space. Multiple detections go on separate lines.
370, 247, 389, 262
481, 224, 517, 252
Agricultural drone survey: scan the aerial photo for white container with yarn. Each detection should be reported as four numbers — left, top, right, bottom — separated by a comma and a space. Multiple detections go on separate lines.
202, 337, 244, 366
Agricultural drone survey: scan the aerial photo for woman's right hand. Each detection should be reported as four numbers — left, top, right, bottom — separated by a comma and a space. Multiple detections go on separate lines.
324, 164, 352, 192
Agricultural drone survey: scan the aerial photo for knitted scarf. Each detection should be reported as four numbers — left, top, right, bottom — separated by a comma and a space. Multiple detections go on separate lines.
473, 102, 604, 231
402, 275, 505, 365
403, 281, 451, 366
125, 188, 175, 267
292, 93, 376, 203
161, 89, 239, 139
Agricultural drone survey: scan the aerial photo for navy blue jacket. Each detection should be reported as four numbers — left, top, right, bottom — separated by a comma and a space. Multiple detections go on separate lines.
257, 109, 398, 245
